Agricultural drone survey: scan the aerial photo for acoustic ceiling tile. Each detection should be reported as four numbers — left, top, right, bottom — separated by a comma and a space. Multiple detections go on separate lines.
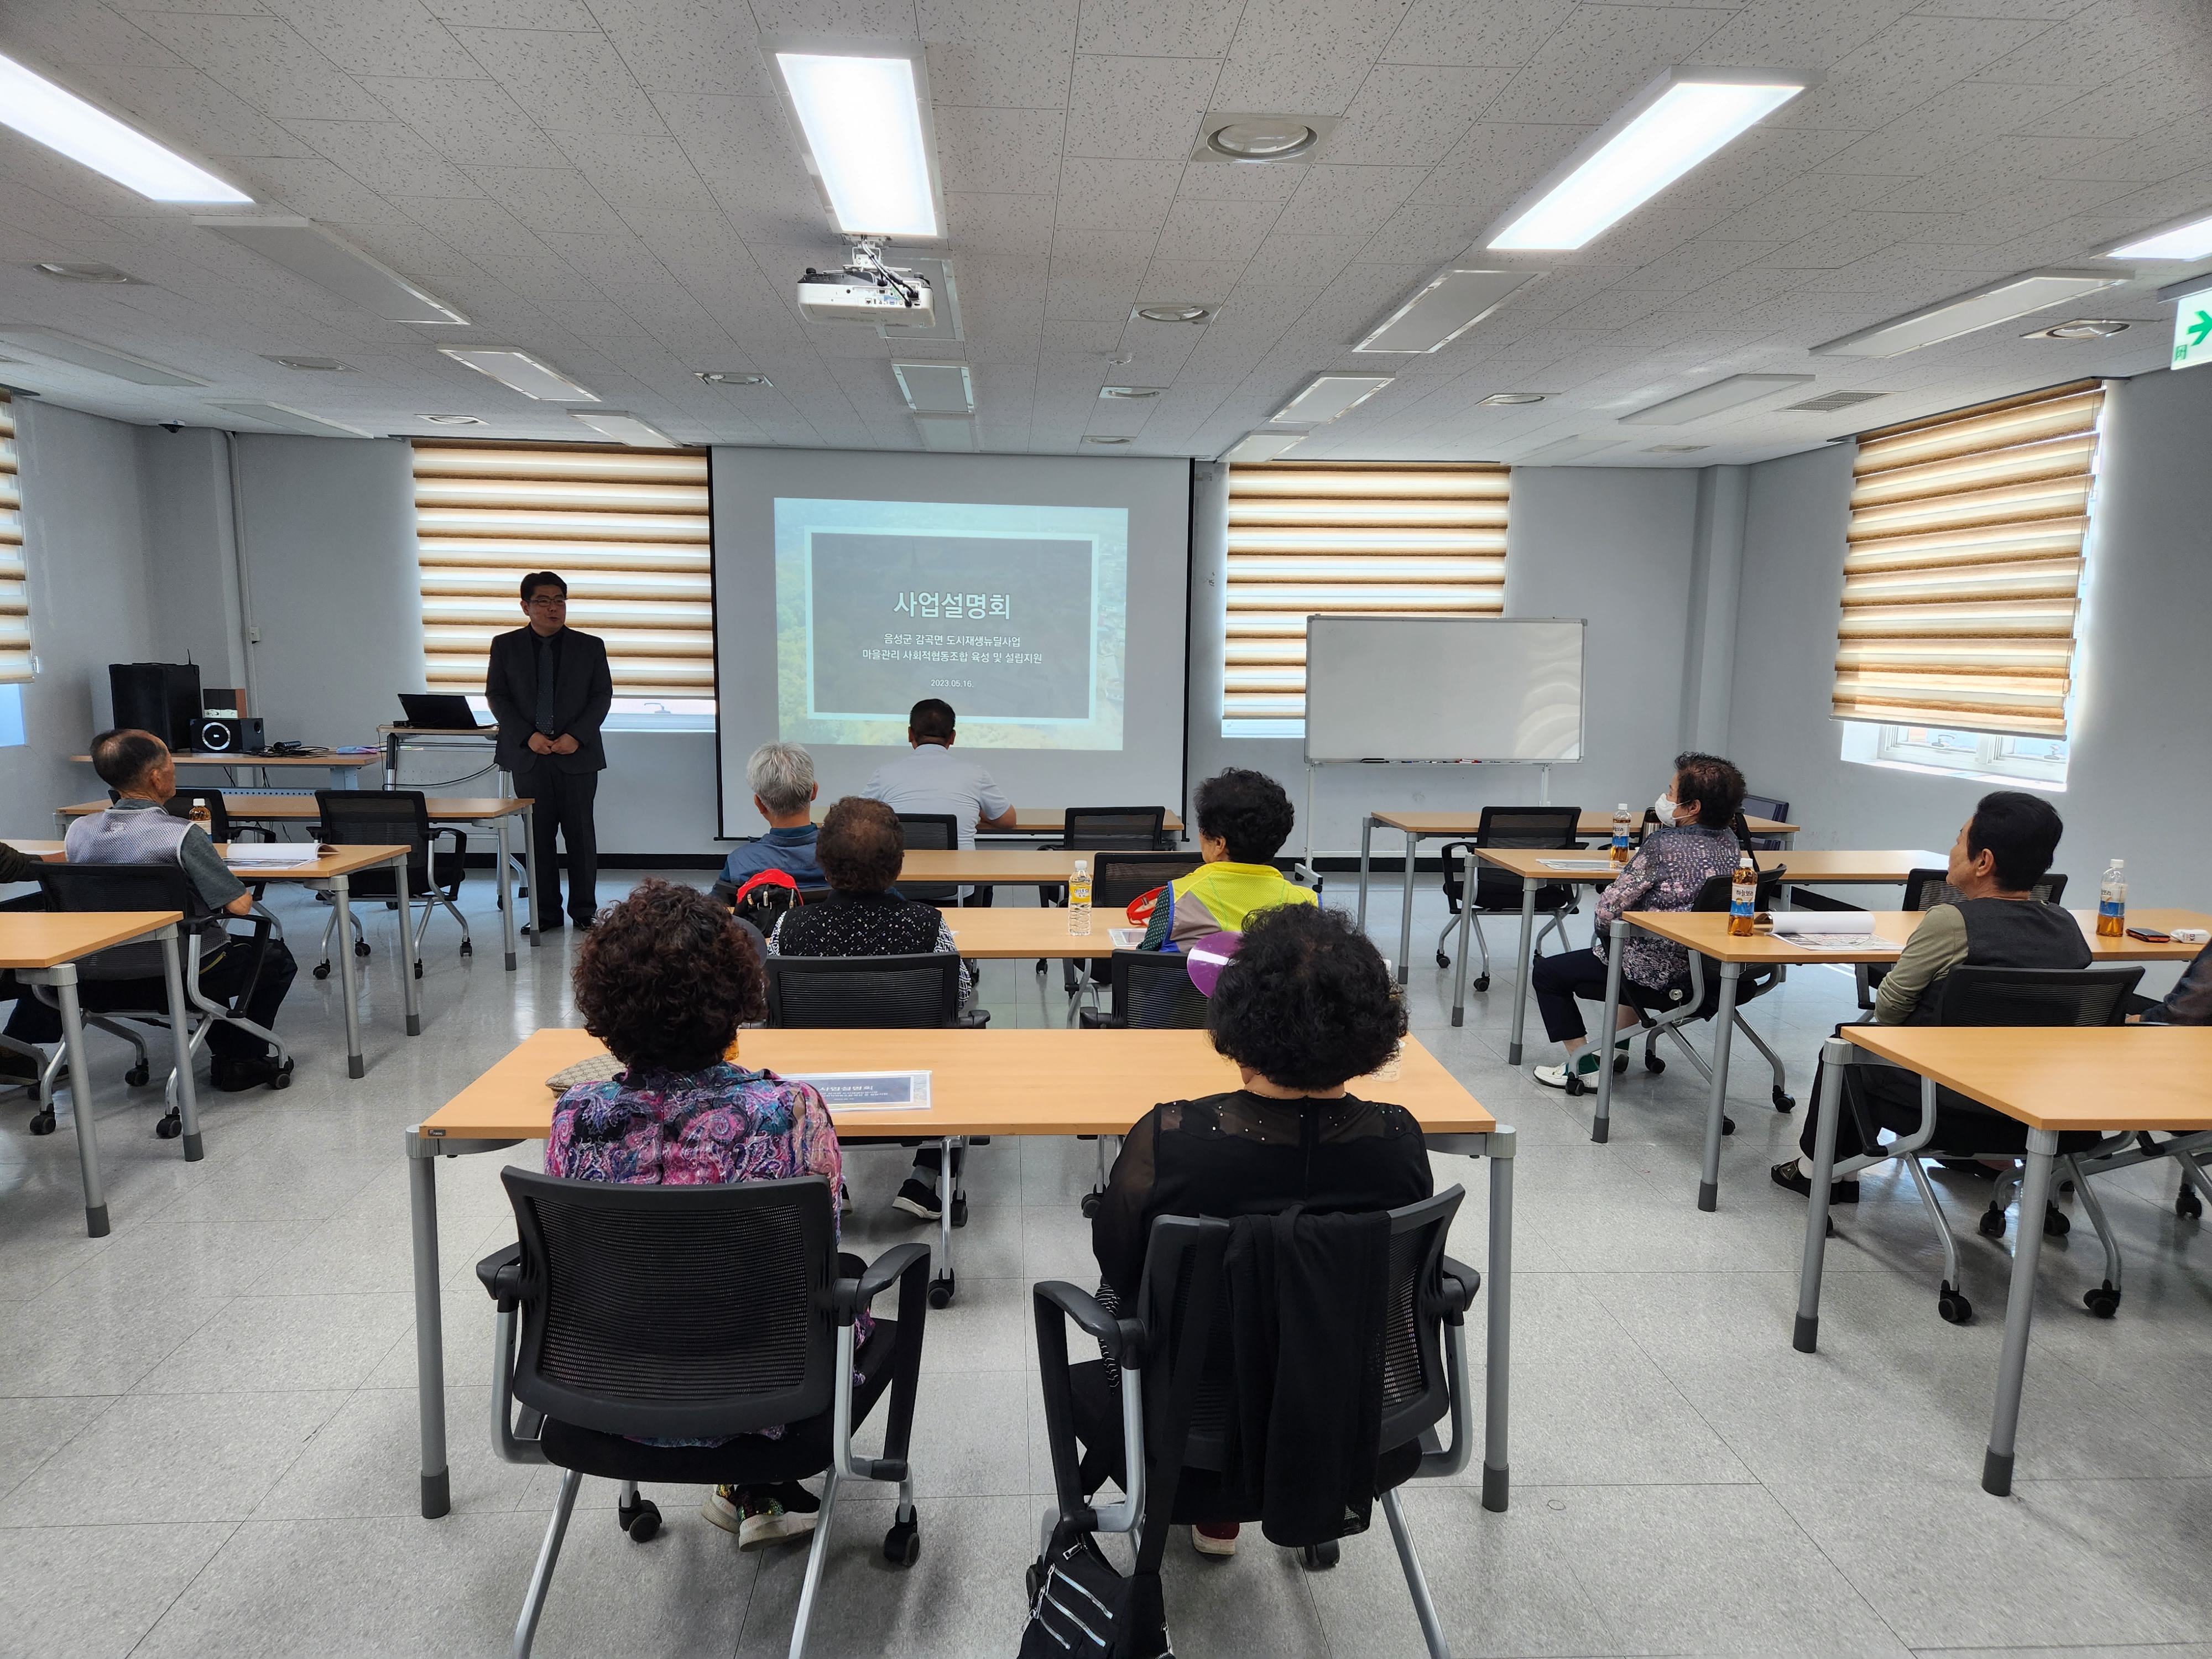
421, 0, 599, 28
1683, 0, 1921, 70
1272, 164, 1427, 239
1051, 158, 1183, 230
1136, 258, 1250, 301
1239, 232, 1361, 286
355, 77, 550, 168
1323, 65, 1510, 167
1064, 55, 1222, 160
1073, 0, 1238, 57
466, 167, 630, 236
549, 134, 720, 220
446, 29, 666, 135
921, 0, 1080, 109
1155, 197, 1285, 263
749, 0, 917, 32
1379, 0, 1574, 69
58, 63, 317, 161
588, 0, 773, 98
1480, 6, 1738, 128
134, 13, 393, 121
1172, 162, 1306, 205
258, 0, 481, 79
934, 105, 1066, 195
228, 156, 408, 221
289, 121, 485, 197
1207, 48, 1368, 116
946, 191, 1057, 254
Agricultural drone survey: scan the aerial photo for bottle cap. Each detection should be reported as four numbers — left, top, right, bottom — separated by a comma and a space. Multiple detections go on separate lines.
2112, 859, 2124, 870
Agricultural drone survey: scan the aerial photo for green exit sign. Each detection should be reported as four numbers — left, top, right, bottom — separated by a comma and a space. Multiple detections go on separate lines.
2174, 285, 2212, 371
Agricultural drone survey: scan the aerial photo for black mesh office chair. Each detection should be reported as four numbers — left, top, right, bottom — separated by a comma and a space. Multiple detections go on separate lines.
35, 862, 290, 1136
1434, 805, 1584, 985
1061, 806, 1169, 850
477, 1170, 930, 1659
1741, 792, 1791, 850
311, 790, 469, 980
1078, 950, 1211, 1031
1029, 1192, 1478, 1658
894, 812, 972, 906
1828, 964, 2140, 1324
1852, 868, 2070, 1010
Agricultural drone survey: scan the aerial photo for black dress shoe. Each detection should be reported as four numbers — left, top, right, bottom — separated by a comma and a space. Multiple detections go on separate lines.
1770, 1160, 1858, 1203
524, 916, 564, 935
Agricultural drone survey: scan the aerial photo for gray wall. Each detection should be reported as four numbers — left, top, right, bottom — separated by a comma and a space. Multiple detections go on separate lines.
1727, 366, 2212, 917
135, 426, 248, 690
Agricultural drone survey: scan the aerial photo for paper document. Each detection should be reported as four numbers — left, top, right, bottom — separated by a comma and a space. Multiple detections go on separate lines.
223, 844, 321, 867
1770, 912, 1876, 935
1540, 858, 1619, 872
1778, 934, 1897, 952
1110, 927, 1144, 949
786, 1070, 932, 1111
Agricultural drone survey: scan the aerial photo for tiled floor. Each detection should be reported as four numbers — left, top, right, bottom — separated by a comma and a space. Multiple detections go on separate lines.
3, 874, 2209, 1658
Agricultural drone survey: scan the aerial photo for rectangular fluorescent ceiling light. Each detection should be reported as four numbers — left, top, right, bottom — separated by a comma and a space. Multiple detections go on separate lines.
1813, 269, 2125, 357
1517, 435, 1623, 465
914, 414, 976, 452
2110, 212, 2212, 262
1488, 69, 1811, 251
440, 348, 598, 402
1222, 431, 1303, 463
1621, 373, 1813, 424
1357, 268, 1537, 353
1271, 374, 1391, 425
770, 45, 940, 238
891, 361, 973, 415
196, 217, 466, 325
570, 410, 680, 448
0, 52, 249, 203
0, 326, 205, 385
210, 401, 371, 438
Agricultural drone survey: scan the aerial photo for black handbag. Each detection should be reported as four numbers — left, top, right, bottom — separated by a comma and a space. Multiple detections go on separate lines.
1020, 1524, 1168, 1659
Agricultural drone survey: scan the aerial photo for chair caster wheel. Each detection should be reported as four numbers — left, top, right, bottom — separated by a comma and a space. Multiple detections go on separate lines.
1978, 1204, 2006, 1239
1564, 1073, 1586, 1097
2084, 1281, 2121, 1318
155, 1110, 182, 1140
28, 1108, 56, 1136
1473, 974, 1490, 993
125, 1062, 150, 1088
1612, 1053, 1628, 1075
1298, 1541, 1339, 1571
928, 1275, 953, 1310
1645, 1055, 1665, 1074
884, 1512, 920, 1567
950, 1197, 968, 1228
1436, 951, 1451, 969
618, 1495, 660, 1540
356, 940, 372, 957
2043, 1202, 2069, 1237
459, 941, 472, 956
1773, 1088, 1796, 1112
413, 962, 424, 979
1079, 1192, 1101, 1219
2180, 1185, 2203, 1219
1721, 1115, 1736, 1136
313, 962, 331, 980
1937, 1283, 1972, 1324
269, 1062, 294, 1091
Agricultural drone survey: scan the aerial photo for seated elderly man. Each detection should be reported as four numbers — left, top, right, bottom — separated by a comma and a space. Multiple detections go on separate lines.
712, 741, 823, 902
3, 728, 298, 1092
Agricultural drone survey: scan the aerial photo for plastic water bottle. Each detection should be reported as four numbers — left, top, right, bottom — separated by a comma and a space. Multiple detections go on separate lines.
187, 796, 212, 830
1610, 803, 1632, 866
1068, 858, 1092, 936
1728, 852, 1756, 937
2098, 859, 2125, 938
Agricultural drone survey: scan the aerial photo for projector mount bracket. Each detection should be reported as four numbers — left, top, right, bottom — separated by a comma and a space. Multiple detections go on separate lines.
842, 237, 928, 309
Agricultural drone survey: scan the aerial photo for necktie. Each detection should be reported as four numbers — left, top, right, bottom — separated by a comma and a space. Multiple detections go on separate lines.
534, 631, 558, 737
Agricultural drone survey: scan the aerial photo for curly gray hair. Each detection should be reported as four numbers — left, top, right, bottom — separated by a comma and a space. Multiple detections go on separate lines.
745, 742, 816, 816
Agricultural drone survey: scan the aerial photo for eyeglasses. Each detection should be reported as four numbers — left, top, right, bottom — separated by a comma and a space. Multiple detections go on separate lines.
526, 593, 567, 607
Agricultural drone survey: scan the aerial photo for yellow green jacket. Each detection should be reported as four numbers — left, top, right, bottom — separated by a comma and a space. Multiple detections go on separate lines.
1137, 860, 1317, 951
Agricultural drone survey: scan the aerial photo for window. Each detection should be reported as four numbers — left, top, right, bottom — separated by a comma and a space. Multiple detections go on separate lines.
411, 441, 713, 724
1222, 461, 1509, 738
1833, 379, 2104, 743
0, 390, 31, 685
1843, 722, 2069, 789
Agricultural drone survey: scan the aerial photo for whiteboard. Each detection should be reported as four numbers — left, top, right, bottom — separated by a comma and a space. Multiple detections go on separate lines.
1303, 616, 1586, 764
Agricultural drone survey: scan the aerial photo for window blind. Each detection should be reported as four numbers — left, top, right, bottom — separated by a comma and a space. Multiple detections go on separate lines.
1223, 462, 1509, 731
1834, 379, 2103, 739
0, 392, 28, 684
411, 441, 713, 703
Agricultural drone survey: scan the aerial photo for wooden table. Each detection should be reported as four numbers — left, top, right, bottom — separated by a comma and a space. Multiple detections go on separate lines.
60, 796, 539, 971
404, 1026, 1517, 1521
941, 909, 1139, 958
1473, 847, 1945, 1052
1004, 808, 1183, 836
899, 848, 1083, 885
17, 841, 420, 1078
1597, 908, 2212, 1212
0, 910, 200, 1236
72, 750, 380, 789
1357, 809, 1801, 989
1795, 1026, 2212, 1497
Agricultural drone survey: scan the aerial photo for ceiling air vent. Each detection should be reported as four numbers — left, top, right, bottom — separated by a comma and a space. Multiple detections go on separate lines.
1783, 390, 1891, 413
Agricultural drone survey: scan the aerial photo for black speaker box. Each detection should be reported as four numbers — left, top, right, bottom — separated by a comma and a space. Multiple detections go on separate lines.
109, 662, 204, 749
195, 716, 264, 754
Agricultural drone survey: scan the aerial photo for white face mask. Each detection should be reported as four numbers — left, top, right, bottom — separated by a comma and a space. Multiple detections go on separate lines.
1654, 791, 1679, 826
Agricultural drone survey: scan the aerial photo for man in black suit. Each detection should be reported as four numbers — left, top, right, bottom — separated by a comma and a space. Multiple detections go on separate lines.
486, 570, 613, 931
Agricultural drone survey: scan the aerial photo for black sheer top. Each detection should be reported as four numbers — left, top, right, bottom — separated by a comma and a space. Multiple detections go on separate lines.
1092, 1089, 1432, 1305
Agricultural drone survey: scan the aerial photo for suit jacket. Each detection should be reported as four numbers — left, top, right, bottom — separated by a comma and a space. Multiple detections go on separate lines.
485, 625, 612, 774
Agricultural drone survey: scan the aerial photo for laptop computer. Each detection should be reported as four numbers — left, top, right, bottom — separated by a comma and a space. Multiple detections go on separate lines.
397, 692, 485, 729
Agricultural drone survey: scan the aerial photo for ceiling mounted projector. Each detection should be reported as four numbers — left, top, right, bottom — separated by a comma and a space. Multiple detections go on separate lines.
798, 240, 935, 327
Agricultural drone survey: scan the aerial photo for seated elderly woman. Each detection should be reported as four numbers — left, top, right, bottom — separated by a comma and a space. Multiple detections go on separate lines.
545, 878, 855, 1552
1528, 751, 1747, 1091
1089, 901, 1432, 1559
766, 795, 975, 1220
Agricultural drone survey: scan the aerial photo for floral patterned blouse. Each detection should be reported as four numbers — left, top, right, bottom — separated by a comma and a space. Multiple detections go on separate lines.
545, 1059, 867, 1439
1590, 820, 1741, 989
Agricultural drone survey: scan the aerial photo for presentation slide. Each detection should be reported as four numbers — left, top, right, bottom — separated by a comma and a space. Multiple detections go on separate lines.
775, 497, 1128, 750
713, 450, 1191, 836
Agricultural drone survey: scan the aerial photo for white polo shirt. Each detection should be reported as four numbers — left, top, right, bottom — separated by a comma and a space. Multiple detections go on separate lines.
860, 743, 1010, 851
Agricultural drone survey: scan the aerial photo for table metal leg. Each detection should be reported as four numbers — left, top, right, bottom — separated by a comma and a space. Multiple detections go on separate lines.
334, 873, 365, 1078
1357, 816, 1374, 932
157, 930, 204, 1162
1397, 828, 1418, 986
1985, 1126, 2059, 1496
1450, 847, 1478, 1027
524, 805, 541, 949
1697, 962, 1742, 1212
53, 969, 108, 1237
1591, 920, 1626, 1142
407, 1132, 450, 1518
1793, 1037, 1849, 1352
1505, 877, 1539, 1066
497, 815, 517, 971
396, 852, 422, 1037
1482, 1127, 1516, 1512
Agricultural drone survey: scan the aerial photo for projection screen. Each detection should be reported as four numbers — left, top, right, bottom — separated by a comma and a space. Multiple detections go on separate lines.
711, 448, 1191, 837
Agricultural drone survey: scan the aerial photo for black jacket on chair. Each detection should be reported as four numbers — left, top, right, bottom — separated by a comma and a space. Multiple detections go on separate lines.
485, 625, 613, 774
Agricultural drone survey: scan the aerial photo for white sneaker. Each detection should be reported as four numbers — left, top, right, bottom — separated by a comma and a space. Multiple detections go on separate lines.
1532, 1052, 1602, 1090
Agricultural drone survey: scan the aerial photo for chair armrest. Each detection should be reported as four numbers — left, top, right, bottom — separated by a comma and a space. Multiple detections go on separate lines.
1077, 1008, 1125, 1030
831, 1241, 929, 1322
476, 1242, 523, 1310
1034, 1280, 1145, 1366
1433, 1255, 1481, 1323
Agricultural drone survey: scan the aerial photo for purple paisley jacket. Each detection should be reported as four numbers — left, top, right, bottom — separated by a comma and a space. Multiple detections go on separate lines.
1590, 820, 1741, 989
